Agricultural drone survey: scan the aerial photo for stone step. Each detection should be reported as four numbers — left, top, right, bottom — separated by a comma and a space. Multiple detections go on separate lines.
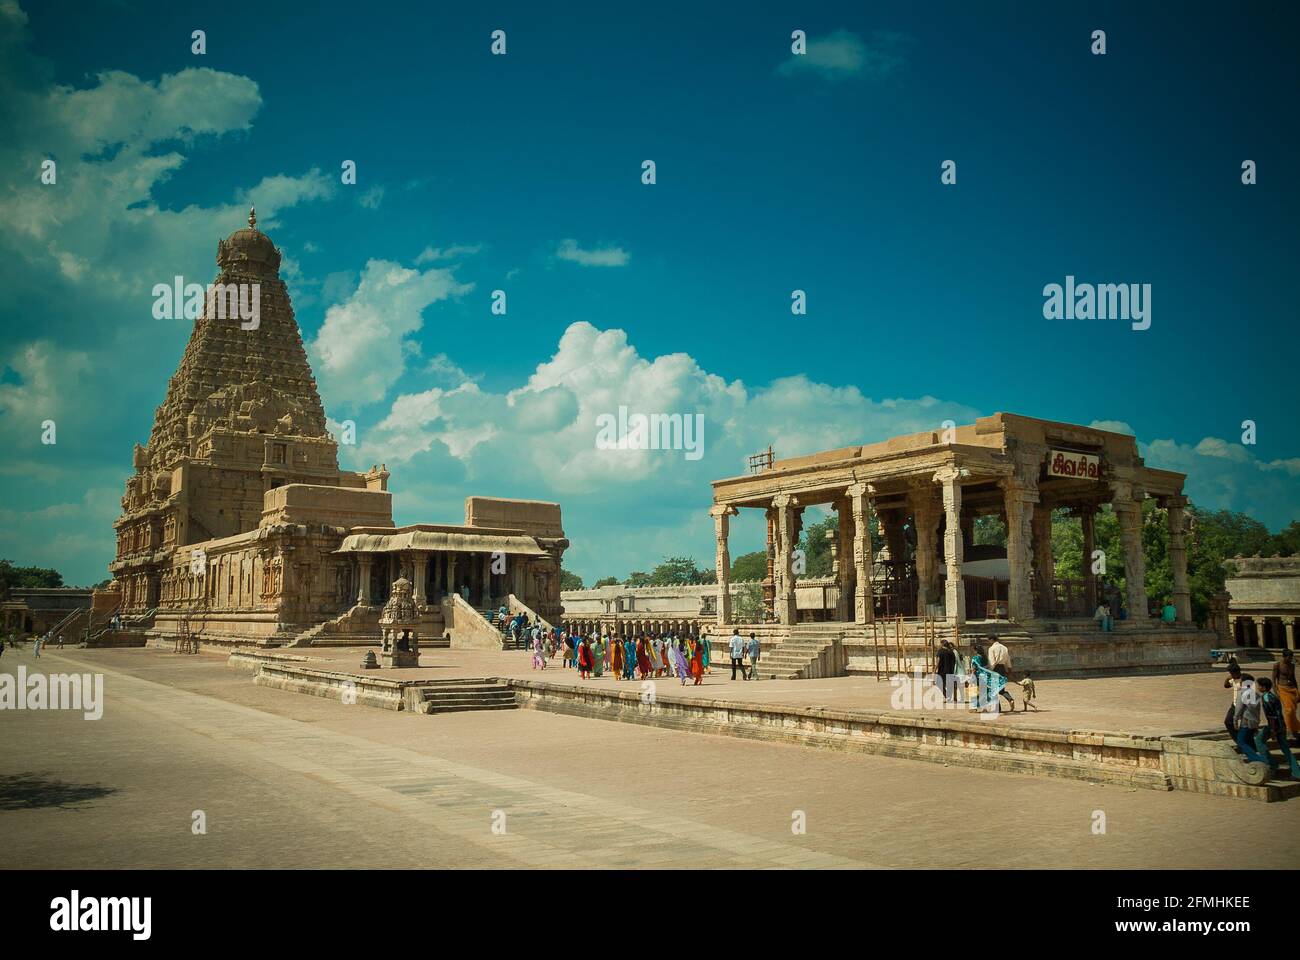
423, 688, 515, 700
425, 701, 519, 714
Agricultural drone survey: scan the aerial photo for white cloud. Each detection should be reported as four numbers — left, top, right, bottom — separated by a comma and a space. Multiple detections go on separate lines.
309, 259, 472, 408
776, 29, 909, 82
1143, 436, 1300, 529
555, 238, 630, 268
1089, 420, 1135, 436
415, 243, 483, 264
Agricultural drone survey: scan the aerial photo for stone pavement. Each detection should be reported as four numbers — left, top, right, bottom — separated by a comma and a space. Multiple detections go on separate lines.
2, 646, 1298, 869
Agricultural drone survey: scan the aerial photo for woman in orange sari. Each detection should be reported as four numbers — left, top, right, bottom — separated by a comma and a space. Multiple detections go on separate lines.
689, 637, 704, 685
611, 634, 624, 680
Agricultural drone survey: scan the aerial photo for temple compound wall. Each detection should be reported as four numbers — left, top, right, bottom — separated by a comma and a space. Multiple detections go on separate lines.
113, 211, 566, 648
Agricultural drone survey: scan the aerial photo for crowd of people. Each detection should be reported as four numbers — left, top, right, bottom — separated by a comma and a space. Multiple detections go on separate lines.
520, 625, 765, 685
0, 630, 63, 658
931, 634, 1035, 712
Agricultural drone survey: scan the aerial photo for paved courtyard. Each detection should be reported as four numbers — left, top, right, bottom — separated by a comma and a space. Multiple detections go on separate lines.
2, 645, 1298, 869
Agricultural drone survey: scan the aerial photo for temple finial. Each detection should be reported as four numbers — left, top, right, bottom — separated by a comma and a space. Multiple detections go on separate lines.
248, 204, 257, 229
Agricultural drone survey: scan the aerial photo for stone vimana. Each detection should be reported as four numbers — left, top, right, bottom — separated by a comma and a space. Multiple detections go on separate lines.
108, 209, 568, 648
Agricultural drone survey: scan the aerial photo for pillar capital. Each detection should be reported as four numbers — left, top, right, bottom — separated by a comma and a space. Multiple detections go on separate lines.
771, 492, 797, 510
708, 503, 738, 519
932, 465, 963, 486
846, 480, 870, 500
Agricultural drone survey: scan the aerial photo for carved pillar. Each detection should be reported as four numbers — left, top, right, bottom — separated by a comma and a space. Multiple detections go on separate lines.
910, 486, 942, 614
1032, 502, 1054, 615
1002, 476, 1039, 622
412, 553, 428, 607
848, 482, 873, 625
773, 493, 798, 625
1164, 494, 1191, 623
761, 509, 776, 620
481, 553, 493, 607
1081, 505, 1098, 613
710, 504, 737, 626
832, 494, 855, 621
1285, 617, 1296, 652
935, 468, 966, 626
355, 555, 372, 605
1111, 478, 1149, 620
445, 554, 458, 600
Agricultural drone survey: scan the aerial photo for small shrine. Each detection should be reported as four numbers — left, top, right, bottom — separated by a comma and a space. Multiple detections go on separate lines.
379, 577, 421, 668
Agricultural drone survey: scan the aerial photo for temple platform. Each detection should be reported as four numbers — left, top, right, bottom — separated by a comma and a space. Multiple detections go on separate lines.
210, 643, 1297, 802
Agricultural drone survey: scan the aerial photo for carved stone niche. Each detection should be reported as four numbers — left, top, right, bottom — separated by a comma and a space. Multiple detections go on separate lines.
379, 577, 421, 668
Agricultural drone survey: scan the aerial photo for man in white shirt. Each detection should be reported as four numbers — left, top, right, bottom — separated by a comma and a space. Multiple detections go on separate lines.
987, 636, 1015, 711
728, 629, 746, 681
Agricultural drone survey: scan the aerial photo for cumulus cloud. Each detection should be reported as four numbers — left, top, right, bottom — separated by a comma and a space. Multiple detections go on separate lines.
1143, 436, 1300, 530
309, 259, 472, 408
555, 238, 630, 267
340, 321, 985, 579
776, 29, 910, 82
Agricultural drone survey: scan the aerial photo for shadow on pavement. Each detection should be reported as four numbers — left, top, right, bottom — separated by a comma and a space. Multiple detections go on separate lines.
0, 773, 117, 811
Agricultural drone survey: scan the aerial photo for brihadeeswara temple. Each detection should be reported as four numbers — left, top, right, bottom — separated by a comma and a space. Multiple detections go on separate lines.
107, 210, 567, 648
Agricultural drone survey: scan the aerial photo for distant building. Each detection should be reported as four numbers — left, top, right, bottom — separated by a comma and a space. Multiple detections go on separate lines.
1224, 556, 1299, 651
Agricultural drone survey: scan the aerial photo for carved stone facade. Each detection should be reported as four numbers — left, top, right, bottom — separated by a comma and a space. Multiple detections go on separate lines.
113, 213, 566, 646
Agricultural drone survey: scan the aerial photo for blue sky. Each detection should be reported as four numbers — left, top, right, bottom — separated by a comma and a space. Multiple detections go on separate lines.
2, 0, 1298, 586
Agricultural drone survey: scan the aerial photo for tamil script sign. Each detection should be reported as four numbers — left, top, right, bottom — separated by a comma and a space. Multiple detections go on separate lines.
1048, 450, 1101, 479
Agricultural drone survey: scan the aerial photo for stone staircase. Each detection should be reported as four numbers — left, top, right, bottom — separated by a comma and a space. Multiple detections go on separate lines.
416, 679, 518, 715
756, 624, 847, 680
1172, 732, 1300, 802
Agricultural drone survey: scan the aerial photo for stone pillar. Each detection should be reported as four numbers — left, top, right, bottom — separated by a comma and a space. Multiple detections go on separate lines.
1164, 495, 1191, 623
445, 554, 458, 600
935, 468, 966, 626
1228, 615, 1238, 645
910, 486, 942, 614
1285, 617, 1296, 652
773, 493, 798, 625
1032, 502, 1055, 615
710, 504, 737, 626
1251, 618, 1264, 648
356, 555, 372, 605
848, 482, 874, 624
412, 553, 428, 607
1002, 477, 1039, 622
763, 508, 776, 621
832, 494, 855, 621
1111, 478, 1149, 620
1081, 505, 1097, 614
482, 553, 493, 607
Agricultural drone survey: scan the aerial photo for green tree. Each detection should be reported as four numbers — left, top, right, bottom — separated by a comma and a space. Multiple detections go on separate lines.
731, 582, 765, 622
593, 576, 620, 588
730, 550, 767, 582
795, 515, 838, 577
0, 560, 64, 591
648, 556, 713, 585
625, 570, 652, 588
559, 569, 584, 591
